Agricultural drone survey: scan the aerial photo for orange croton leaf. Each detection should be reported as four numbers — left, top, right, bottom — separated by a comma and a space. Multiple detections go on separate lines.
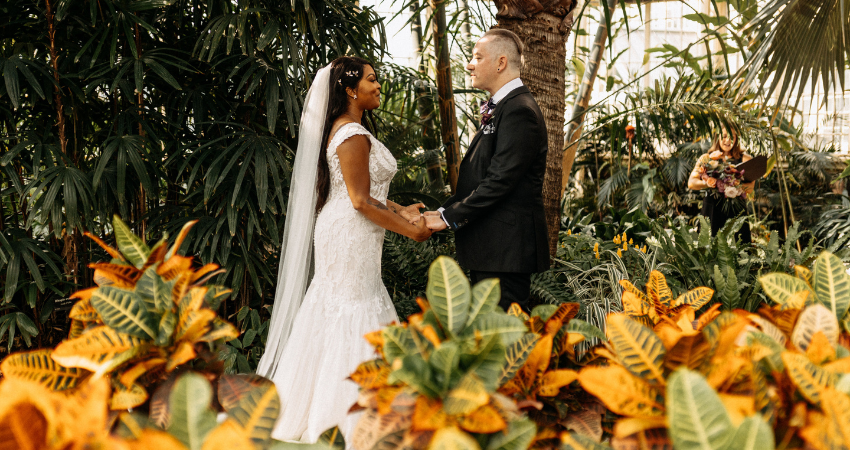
578, 365, 665, 418
514, 334, 554, 392
69, 292, 100, 322
364, 330, 384, 351
200, 419, 254, 450
120, 358, 167, 387
537, 369, 578, 397
376, 386, 404, 415
646, 271, 673, 309
84, 231, 125, 261
544, 303, 579, 335
349, 360, 390, 390
807, 331, 836, 365
165, 342, 196, 371
613, 416, 667, 438
421, 325, 442, 348
498, 379, 521, 396
824, 357, 850, 374
90, 263, 142, 288
171, 272, 194, 306
143, 241, 169, 270
528, 316, 545, 334
457, 404, 507, 434
696, 304, 722, 330
653, 318, 685, 350
412, 395, 447, 431
706, 355, 748, 389
672, 306, 696, 333
415, 297, 431, 312
158, 255, 193, 281
622, 291, 656, 323
190, 263, 221, 283
175, 309, 216, 344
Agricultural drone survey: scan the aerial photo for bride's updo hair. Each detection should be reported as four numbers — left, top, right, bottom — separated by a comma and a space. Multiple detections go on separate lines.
316, 56, 377, 211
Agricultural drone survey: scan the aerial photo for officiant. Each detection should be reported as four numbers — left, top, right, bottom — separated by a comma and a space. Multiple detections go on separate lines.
687, 129, 755, 243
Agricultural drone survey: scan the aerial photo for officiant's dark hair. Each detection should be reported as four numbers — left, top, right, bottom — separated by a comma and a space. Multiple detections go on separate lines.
709, 128, 742, 160
316, 56, 378, 211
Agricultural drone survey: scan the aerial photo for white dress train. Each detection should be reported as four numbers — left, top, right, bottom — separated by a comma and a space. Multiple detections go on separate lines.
269, 122, 400, 444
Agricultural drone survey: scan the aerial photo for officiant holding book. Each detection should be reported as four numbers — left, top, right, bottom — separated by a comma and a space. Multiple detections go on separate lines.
688, 129, 760, 243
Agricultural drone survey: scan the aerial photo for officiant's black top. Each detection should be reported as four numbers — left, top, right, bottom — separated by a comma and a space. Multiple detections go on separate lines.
701, 156, 752, 243
441, 86, 550, 273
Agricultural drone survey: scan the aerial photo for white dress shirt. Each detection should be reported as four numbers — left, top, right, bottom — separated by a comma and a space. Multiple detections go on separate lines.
436, 78, 525, 227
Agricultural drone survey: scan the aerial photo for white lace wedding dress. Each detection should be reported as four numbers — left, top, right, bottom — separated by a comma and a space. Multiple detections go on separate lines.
269, 122, 400, 444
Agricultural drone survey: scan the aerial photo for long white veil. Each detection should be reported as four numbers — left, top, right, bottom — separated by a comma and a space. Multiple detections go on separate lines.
256, 64, 332, 378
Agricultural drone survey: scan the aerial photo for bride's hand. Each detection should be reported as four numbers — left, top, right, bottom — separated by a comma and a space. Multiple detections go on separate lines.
411, 217, 432, 242
398, 202, 426, 223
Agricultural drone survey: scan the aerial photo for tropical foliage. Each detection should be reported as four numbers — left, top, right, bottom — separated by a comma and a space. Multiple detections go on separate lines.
0, 0, 392, 356
570, 250, 850, 449
0, 216, 239, 413
347, 256, 606, 449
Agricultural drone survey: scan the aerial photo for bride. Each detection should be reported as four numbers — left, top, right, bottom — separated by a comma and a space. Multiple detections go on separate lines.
255, 56, 432, 444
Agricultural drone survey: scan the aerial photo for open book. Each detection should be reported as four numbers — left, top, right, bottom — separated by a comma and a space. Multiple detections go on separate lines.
735, 155, 768, 182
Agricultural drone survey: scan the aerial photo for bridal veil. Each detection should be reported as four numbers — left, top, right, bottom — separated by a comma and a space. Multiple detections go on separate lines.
256, 64, 331, 378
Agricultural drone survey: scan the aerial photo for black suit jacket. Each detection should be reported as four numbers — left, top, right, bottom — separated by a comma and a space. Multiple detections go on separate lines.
441, 86, 550, 273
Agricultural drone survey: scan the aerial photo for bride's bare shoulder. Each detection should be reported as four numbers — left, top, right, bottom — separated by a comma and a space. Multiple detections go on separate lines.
329, 120, 360, 138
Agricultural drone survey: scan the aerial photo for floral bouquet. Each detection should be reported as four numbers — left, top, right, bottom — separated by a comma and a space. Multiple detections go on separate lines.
697, 150, 748, 200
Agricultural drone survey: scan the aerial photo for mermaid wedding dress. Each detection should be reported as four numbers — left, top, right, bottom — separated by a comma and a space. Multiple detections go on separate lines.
266, 122, 400, 443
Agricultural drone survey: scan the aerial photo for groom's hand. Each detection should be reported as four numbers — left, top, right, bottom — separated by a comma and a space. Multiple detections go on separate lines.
398, 202, 426, 223
423, 211, 448, 231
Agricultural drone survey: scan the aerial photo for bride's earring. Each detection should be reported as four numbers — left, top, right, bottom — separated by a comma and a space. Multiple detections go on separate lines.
354, 94, 358, 99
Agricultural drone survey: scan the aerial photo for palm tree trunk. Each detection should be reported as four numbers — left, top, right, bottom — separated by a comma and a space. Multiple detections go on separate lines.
411, 1, 445, 190
561, 0, 617, 197
430, 0, 461, 193
495, 0, 577, 256
45, 0, 67, 156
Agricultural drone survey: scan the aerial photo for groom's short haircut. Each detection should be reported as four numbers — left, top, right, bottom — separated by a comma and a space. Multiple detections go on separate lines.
482, 29, 524, 70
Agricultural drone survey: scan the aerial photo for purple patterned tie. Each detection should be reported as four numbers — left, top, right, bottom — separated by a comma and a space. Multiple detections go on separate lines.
480, 98, 495, 126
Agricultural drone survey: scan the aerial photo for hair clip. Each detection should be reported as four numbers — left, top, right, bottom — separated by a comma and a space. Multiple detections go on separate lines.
338, 79, 342, 85
345, 70, 359, 77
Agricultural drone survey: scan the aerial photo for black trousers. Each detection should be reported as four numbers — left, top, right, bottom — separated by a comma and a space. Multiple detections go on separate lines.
470, 270, 532, 312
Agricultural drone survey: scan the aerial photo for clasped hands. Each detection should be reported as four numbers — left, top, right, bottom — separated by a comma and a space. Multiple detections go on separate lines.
398, 206, 447, 237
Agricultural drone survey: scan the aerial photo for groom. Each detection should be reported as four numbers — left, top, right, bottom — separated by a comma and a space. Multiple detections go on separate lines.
423, 29, 549, 312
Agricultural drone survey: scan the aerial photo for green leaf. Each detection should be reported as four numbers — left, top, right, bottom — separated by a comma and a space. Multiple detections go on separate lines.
91, 286, 158, 339
725, 415, 774, 450
227, 382, 280, 447
466, 312, 527, 347
168, 373, 217, 450
667, 368, 734, 450
137, 266, 174, 314
157, 310, 177, 346
759, 273, 815, 308
112, 215, 150, 268
566, 319, 607, 342
496, 333, 539, 387
430, 427, 481, 450
485, 418, 536, 450
429, 341, 460, 392
561, 432, 613, 449
812, 251, 850, 319
782, 351, 838, 406
382, 325, 416, 364
607, 314, 666, 384
427, 256, 471, 337
444, 372, 488, 415
466, 278, 500, 327
388, 354, 440, 398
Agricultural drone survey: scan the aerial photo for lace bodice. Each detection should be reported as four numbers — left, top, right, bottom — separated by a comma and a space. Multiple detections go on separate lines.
325, 122, 397, 204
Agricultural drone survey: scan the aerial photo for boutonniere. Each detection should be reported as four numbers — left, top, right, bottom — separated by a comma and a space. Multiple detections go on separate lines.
480, 98, 495, 126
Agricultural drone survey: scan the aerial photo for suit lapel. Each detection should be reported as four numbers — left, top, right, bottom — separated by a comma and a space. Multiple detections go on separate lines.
462, 86, 530, 165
